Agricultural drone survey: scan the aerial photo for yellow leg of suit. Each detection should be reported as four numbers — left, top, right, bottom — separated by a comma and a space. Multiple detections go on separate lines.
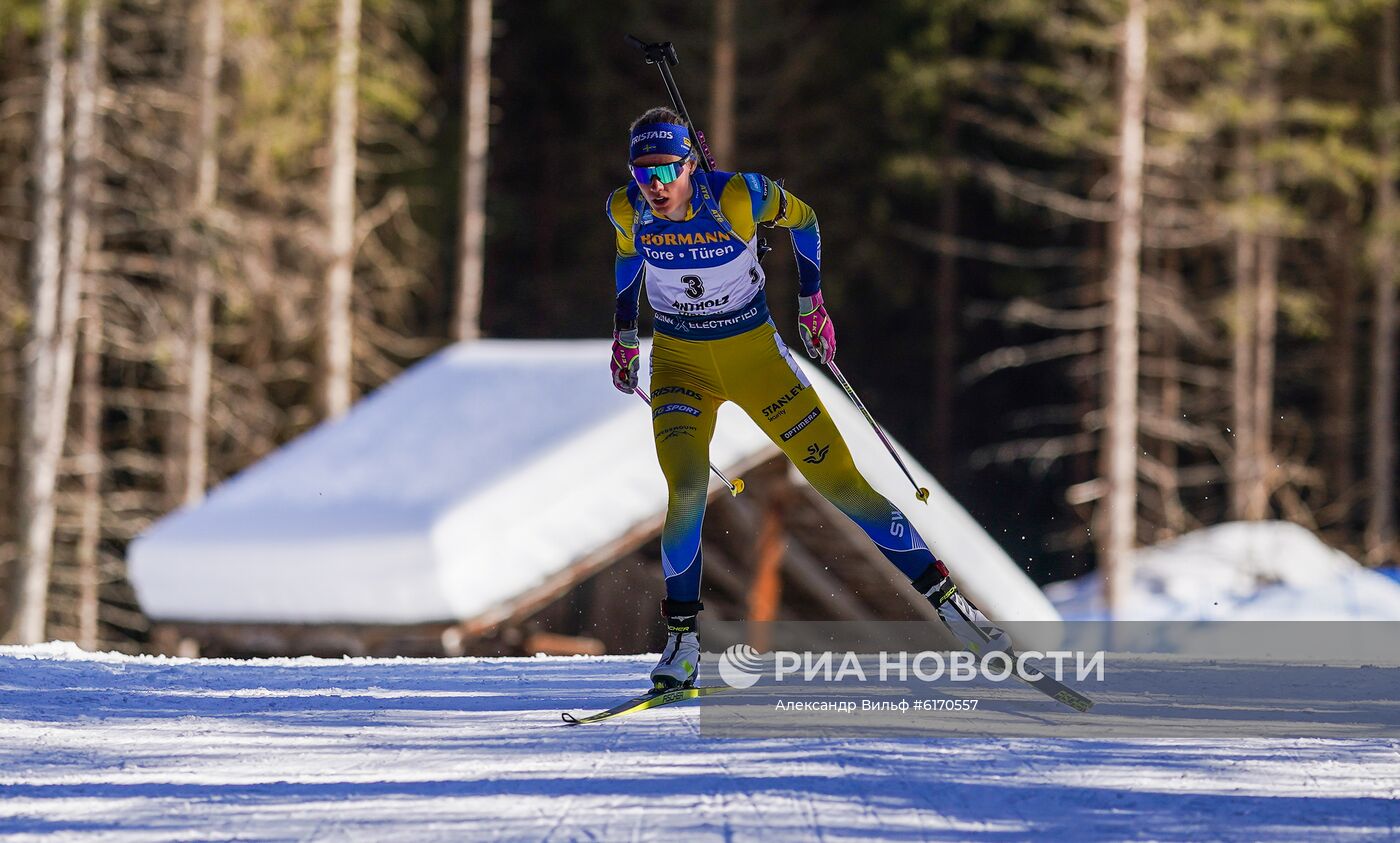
649, 322, 937, 602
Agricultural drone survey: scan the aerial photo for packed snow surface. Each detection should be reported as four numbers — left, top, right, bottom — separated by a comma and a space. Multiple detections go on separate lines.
1045, 521, 1400, 620
2, 643, 1397, 841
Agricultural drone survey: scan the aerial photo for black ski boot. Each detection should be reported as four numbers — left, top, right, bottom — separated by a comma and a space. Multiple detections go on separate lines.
912, 561, 1012, 654
650, 599, 702, 691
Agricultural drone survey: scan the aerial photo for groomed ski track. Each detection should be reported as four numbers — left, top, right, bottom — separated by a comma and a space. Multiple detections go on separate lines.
1, 644, 1396, 841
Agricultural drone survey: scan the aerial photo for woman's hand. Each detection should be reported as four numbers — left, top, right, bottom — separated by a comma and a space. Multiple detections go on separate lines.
611, 328, 640, 393
798, 292, 836, 365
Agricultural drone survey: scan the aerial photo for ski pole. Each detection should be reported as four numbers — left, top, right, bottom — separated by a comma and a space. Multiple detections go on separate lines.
824, 360, 931, 504
634, 387, 744, 496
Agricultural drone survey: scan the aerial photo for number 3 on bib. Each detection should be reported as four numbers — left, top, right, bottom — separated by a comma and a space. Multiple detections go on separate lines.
682, 275, 704, 299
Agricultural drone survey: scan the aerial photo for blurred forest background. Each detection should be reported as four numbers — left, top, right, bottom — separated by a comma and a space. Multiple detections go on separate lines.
0, 0, 1397, 650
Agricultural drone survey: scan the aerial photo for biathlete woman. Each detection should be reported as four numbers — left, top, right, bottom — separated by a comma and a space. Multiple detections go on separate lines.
607, 107, 1003, 690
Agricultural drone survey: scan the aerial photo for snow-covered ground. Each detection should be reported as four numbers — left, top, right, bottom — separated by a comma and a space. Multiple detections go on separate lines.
2, 644, 1397, 841
1046, 521, 1400, 620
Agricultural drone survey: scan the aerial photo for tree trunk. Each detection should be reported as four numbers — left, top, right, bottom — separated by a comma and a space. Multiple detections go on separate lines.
66, 0, 104, 649
76, 276, 102, 651
1248, 60, 1280, 523
9, 0, 69, 644
53, 0, 100, 455
181, 0, 223, 504
931, 104, 958, 478
1368, 1, 1399, 562
1250, 220, 1278, 521
323, 0, 361, 418
1324, 231, 1357, 510
453, 0, 492, 342
708, 0, 736, 165
1101, 0, 1147, 616
1230, 144, 1258, 522
1076, 214, 1106, 517
1158, 249, 1185, 537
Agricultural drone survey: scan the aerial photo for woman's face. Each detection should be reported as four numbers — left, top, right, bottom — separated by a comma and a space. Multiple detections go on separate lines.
632, 153, 695, 218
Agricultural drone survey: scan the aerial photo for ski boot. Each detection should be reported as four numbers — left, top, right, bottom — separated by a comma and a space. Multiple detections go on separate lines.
650, 599, 702, 692
913, 560, 1012, 655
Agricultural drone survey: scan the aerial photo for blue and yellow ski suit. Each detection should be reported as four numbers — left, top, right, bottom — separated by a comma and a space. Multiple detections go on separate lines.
607, 171, 941, 603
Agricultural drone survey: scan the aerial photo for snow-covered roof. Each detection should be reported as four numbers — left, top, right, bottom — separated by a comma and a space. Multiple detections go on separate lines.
129, 339, 1057, 625
1045, 520, 1400, 620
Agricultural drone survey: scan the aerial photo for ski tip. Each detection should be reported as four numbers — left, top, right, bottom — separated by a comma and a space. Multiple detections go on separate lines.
1053, 690, 1095, 713
561, 712, 581, 725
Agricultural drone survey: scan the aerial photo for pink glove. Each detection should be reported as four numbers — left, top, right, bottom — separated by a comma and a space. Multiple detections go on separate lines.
611, 328, 640, 393
798, 292, 836, 365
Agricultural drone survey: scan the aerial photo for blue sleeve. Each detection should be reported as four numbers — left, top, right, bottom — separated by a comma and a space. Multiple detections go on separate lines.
606, 186, 645, 325
615, 253, 645, 324
744, 173, 821, 296
788, 222, 821, 297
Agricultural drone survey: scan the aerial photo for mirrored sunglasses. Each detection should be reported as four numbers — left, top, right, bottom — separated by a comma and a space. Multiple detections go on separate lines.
630, 158, 691, 185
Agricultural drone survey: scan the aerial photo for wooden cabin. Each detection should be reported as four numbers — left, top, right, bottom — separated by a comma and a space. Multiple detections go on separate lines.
130, 340, 1057, 659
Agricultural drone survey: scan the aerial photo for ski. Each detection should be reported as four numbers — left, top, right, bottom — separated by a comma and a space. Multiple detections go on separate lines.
561, 685, 730, 725
920, 569, 1094, 713
1009, 653, 1095, 712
